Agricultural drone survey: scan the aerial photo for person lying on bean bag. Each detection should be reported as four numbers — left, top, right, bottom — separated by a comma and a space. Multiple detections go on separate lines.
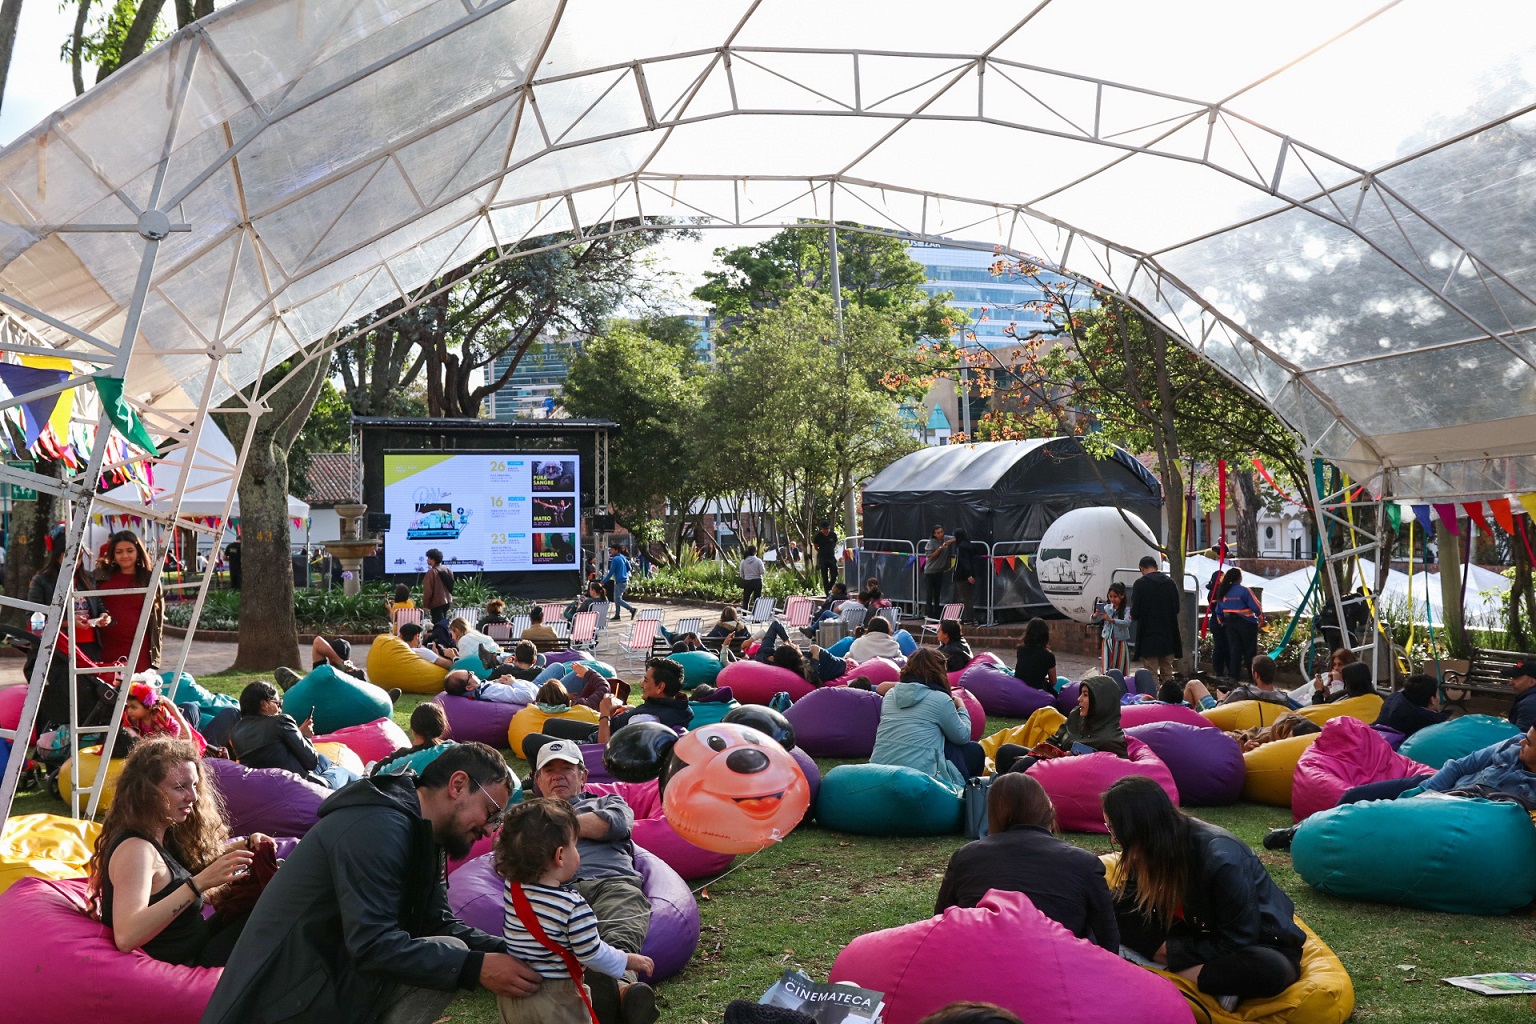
995, 675, 1126, 774
1234, 713, 1320, 753
1373, 673, 1445, 739
528, 659, 693, 749
373, 703, 456, 777
443, 670, 539, 705
746, 621, 846, 686
227, 682, 358, 791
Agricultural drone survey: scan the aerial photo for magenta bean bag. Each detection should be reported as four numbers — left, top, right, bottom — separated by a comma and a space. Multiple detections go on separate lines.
1125, 721, 1245, 806
1120, 702, 1216, 730
717, 660, 816, 704
0, 877, 220, 1024
830, 888, 1189, 1024
447, 846, 699, 982
315, 717, 410, 763
784, 686, 884, 758
1292, 716, 1432, 823
203, 757, 330, 838
959, 661, 1055, 718
954, 687, 986, 741
434, 693, 525, 748
1053, 680, 1081, 715
586, 778, 735, 880
838, 656, 901, 687
1026, 737, 1178, 832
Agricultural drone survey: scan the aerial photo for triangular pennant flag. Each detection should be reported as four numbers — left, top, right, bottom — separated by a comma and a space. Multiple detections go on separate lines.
1490, 498, 1516, 533
1520, 494, 1536, 522
1412, 505, 1434, 533
905, 554, 918, 569
92, 375, 159, 453
1006, 555, 1018, 571
1431, 503, 1460, 535
20, 353, 76, 449
993, 556, 1006, 574
1385, 503, 1401, 531
0, 362, 67, 447
1463, 502, 1492, 532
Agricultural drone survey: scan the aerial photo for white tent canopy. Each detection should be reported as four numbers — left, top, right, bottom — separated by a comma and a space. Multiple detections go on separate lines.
100, 425, 309, 520
0, 1, 1534, 501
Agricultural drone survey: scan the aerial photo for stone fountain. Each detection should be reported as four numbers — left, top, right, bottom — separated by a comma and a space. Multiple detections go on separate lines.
320, 503, 378, 596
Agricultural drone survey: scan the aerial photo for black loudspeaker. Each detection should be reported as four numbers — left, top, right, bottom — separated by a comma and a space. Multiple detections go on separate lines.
592, 514, 615, 532
366, 513, 392, 532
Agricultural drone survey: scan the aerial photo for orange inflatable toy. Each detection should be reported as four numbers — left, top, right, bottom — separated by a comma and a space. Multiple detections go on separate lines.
659, 723, 810, 855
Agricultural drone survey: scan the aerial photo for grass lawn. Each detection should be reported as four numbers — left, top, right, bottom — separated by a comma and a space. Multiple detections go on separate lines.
14, 670, 1536, 1023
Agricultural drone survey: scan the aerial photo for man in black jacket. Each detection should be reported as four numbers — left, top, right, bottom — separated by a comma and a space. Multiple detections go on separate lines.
200, 743, 539, 1024
812, 521, 839, 592
1130, 555, 1183, 687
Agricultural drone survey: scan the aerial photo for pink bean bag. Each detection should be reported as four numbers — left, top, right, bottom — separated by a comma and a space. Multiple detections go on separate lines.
955, 687, 986, 741
1291, 716, 1432, 823
585, 778, 735, 880
203, 757, 331, 838
0, 877, 220, 1024
315, 717, 410, 763
784, 686, 884, 758
1120, 702, 1216, 730
829, 889, 1189, 1024
1026, 737, 1178, 832
0, 683, 28, 738
433, 693, 525, 748
837, 656, 902, 687
717, 660, 816, 704
959, 661, 1055, 718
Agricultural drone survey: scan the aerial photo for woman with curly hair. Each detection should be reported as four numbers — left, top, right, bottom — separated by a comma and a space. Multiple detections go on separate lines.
87, 738, 264, 966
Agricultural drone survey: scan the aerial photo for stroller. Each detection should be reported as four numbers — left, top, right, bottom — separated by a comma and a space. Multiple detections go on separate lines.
0, 623, 124, 796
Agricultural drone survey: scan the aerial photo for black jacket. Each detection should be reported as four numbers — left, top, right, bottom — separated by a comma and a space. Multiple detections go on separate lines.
612, 694, 694, 733
1509, 688, 1536, 732
812, 529, 839, 567
200, 774, 502, 1024
951, 538, 985, 584
1375, 692, 1445, 738
1130, 570, 1183, 659
228, 713, 320, 779
937, 638, 973, 674
935, 824, 1119, 950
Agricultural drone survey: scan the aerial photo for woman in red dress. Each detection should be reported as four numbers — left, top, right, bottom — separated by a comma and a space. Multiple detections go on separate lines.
92, 530, 163, 672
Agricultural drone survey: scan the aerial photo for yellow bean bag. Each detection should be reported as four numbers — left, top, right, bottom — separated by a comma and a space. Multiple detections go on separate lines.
1296, 694, 1383, 728
313, 741, 366, 777
58, 749, 126, 811
1102, 854, 1355, 1024
1201, 699, 1294, 732
365, 635, 448, 694
1241, 733, 1319, 806
0, 814, 101, 895
979, 708, 1067, 774
508, 705, 601, 759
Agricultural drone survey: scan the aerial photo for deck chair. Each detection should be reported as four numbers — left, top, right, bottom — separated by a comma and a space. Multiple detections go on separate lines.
620, 617, 661, 670
390, 607, 424, 635
921, 602, 965, 641
673, 616, 703, 639
538, 603, 566, 625
840, 604, 868, 633
486, 621, 514, 642
876, 606, 900, 630
449, 606, 478, 627
742, 597, 777, 625
569, 611, 599, 651
778, 596, 815, 631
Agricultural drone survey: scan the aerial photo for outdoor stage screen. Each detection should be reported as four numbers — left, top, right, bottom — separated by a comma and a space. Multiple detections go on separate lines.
381, 451, 580, 573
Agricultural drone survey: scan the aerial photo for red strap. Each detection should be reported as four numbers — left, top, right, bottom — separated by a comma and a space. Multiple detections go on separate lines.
509, 884, 601, 1024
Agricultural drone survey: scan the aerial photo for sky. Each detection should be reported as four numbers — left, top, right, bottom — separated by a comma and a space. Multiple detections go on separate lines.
0, 2, 82, 146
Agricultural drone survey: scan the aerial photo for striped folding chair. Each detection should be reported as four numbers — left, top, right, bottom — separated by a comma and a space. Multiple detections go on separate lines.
778, 596, 815, 630
620, 617, 661, 670
486, 622, 514, 642
921, 602, 966, 641
743, 597, 777, 625
876, 606, 900, 630
391, 607, 424, 635
538, 603, 566, 624
673, 616, 703, 638
840, 604, 868, 634
569, 611, 599, 651
449, 606, 479, 627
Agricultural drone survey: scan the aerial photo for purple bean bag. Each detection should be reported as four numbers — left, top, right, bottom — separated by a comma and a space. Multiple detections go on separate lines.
580, 742, 614, 782
959, 661, 1055, 718
790, 745, 822, 815
544, 650, 586, 664
1371, 724, 1407, 749
784, 686, 884, 758
1120, 702, 1217, 730
840, 657, 901, 687
717, 660, 816, 704
434, 693, 525, 748
204, 757, 330, 838
1125, 721, 1245, 806
314, 718, 411, 763
955, 688, 986, 741
447, 846, 699, 982
1052, 680, 1081, 715
1026, 737, 1179, 832
585, 779, 735, 880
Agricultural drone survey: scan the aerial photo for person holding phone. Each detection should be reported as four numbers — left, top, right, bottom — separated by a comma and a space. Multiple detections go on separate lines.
1091, 582, 1132, 675
993, 675, 1128, 775
226, 681, 357, 790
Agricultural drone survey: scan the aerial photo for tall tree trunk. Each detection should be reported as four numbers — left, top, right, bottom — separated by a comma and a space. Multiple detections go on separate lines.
70, 0, 89, 95
0, 0, 24, 117
97, 0, 169, 84
1435, 519, 1467, 658
1231, 468, 1260, 559
1509, 519, 1534, 650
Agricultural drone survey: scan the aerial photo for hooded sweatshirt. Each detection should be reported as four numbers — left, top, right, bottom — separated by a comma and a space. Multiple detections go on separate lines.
1047, 675, 1128, 757
870, 680, 973, 787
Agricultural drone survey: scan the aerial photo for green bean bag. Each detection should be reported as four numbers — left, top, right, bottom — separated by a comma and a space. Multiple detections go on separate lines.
816, 763, 962, 836
1398, 715, 1521, 769
1293, 795, 1536, 914
575, 658, 617, 679
284, 664, 393, 735
668, 650, 722, 690
451, 654, 492, 680
685, 699, 739, 728
163, 671, 238, 729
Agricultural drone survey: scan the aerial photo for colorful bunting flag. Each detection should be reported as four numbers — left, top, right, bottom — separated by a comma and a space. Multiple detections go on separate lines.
1463, 502, 1491, 532
1385, 503, 1401, 531
1521, 494, 1536, 522
1411, 505, 1434, 533
93, 375, 159, 453
1490, 498, 1517, 534
0, 361, 67, 447
1431, 503, 1460, 535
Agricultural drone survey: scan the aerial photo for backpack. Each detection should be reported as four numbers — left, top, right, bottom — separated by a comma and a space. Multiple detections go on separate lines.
435, 565, 455, 596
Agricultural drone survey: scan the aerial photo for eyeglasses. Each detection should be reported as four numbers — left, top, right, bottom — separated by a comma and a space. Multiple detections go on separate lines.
472, 779, 507, 828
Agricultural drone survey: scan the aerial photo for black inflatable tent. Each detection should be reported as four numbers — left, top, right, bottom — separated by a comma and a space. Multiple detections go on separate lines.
859, 438, 1162, 616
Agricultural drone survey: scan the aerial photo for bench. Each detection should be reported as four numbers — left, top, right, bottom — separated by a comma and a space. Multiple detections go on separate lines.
530, 635, 572, 654
1442, 647, 1528, 711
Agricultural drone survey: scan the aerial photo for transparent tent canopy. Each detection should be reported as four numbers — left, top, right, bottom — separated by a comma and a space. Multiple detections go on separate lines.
0, 0, 1535, 499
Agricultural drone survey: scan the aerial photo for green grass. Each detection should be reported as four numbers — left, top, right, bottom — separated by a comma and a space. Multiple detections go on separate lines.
16, 673, 1536, 1023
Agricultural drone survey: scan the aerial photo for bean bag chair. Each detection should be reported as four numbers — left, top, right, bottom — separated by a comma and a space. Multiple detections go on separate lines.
685, 698, 740, 729
448, 845, 699, 982
451, 653, 492, 680
979, 708, 1069, 772
203, 756, 331, 837
1241, 733, 1319, 806
837, 656, 901, 687
313, 741, 366, 777
890, 628, 916, 656
1027, 737, 1178, 833
789, 746, 821, 813
374, 742, 456, 776
784, 685, 884, 758
508, 703, 601, 758
543, 649, 585, 664
829, 889, 1189, 1024
1371, 724, 1407, 749
1052, 680, 1081, 715
1202, 698, 1295, 732
586, 778, 734, 880
1120, 702, 1216, 730
960, 661, 1055, 718
1102, 855, 1355, 1024
954, 687, 986, 741
1398, 714, 1521, 769
164, 672, 238, 730
0, 814, 99, 895
1126, 721, 1245, 806
0, 877, 220, 1024
574, 658, 617, 679
59, 748, 125, 810
817, 763, 963, 836
284, 663, 393, 734
315, 717, 411, 764
717, 660, 815, 705
434, 692, 524, 748
1296, 693, 1383, 727
1291, 716, 1432, 823
826, 635, 855, 657
365, 634, 448, 694
0, 683, 26, 735
669, 650, 722, 690
580, 742, 613, 782
1294, 795, 1536, 915
1129, 668, 1158, 697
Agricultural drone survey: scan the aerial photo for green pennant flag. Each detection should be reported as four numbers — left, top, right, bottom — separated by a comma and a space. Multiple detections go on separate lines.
1385, 502, 1401, 532
92, 375, 159, 453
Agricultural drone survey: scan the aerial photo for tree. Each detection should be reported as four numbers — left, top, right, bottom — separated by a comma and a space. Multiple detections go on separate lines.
0, 0, 23, 117
217, 356, 327, 670
287, 379, 353, 502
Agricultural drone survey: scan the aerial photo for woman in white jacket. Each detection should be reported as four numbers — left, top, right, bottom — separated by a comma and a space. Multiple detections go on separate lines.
847, 616, 904, 662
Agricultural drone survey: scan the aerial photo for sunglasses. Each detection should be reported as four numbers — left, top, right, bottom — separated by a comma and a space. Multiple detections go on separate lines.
472, 779, 507, 828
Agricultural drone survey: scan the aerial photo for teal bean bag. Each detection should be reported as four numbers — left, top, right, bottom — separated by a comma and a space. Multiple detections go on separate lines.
284, 665, 393, 735
686, 699, 740, 729
668, 650, 722, 690
826, 635, 855, 657
163, 671, 238, 729
375, 741, 457, 776
1294, 795, 1536, 914
895, 629, 917, 657
451, 654, 492, 680
817, 763, 963, 836
576, 659, 616, 679
1398, 715, 1520, 769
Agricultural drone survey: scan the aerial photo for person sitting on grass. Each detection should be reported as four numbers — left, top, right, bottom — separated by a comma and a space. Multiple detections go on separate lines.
847, 615, 902, 662
994, 675, 1127, 775
493, 798, 655, 1024
936, 619, 973, 674
1013, 618, 1057, 693
374, 702, 456, 776
227, 681, 358, 790
521, 606, 559, 642
1374, 673, 1445, 739
443, 667, 539, 706
1181, 654, 1300, 710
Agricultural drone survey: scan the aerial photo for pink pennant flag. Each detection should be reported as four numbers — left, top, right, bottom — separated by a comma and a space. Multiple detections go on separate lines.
1431, 503, 1460, 535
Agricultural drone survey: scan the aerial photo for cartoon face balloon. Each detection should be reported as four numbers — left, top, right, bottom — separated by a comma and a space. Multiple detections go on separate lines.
660, 723, 811, 854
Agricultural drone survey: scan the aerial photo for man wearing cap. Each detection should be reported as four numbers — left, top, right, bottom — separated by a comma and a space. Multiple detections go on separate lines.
1501, 659, 1536, 731
527, 740, 657, 1024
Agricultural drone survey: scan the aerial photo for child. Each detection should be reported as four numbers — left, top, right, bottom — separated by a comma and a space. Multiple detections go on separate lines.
372, 702, 454, 776
1013, 617, 1057, 692
495, 798, 655, 1024
388, 584, 416, 634
443, 670, 539, 705
122, 673, 206, 754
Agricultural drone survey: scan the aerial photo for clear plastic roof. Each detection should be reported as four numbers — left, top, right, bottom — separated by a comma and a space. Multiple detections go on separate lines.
1, 0, 1534, 500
